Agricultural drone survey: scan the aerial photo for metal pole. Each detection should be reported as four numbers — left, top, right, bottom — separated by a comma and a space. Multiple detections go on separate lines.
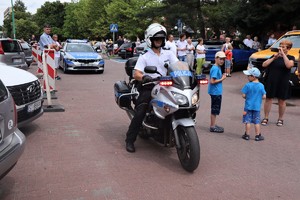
112, 32, 115, 56
11, 0, 16, 39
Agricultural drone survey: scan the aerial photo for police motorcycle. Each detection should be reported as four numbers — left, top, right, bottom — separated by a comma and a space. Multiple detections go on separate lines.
114, 57, 208, 172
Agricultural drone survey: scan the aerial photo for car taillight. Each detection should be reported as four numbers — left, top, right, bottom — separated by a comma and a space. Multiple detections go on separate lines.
0, 43, 4, 54
126, 47, 132, 52
196, 74, 208, 85
159, 76, 173, 86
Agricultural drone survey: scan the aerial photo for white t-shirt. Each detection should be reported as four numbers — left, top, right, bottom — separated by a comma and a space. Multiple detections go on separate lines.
243, 39, 253, 48
186, 43, 195, 54
134, 48, 179, 78
176, 40, 188, 56
54, 41, 61, 58
196, 45, 205, 59
165, 40, 177, 56
267, 38, 276, 46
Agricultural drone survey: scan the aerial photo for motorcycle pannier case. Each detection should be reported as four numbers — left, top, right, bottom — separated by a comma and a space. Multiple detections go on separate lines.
125, 57, 137, 79
114, 81, 131, 108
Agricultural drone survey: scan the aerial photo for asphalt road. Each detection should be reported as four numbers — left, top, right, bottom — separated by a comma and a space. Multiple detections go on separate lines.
0, 58, 300, 200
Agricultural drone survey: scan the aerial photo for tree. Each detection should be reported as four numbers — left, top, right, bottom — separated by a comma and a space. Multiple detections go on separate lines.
104, 0, 162, 40
3, 0, 36, 39
33, 1, 67, 37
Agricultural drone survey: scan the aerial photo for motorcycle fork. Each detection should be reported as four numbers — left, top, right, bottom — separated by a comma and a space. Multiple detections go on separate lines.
170, 115, 182, 149
164, 115, 181, 148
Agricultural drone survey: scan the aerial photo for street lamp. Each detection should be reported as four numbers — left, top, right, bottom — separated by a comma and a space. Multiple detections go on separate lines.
11, 0, 16, 39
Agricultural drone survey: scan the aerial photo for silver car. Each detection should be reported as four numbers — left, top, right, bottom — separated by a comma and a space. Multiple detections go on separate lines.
0, 79, 26, 179
19, 40, 33, 67
0, 38, 28, 70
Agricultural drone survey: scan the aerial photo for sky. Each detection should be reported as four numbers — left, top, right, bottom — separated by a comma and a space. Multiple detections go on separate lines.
0, 0, 72, 26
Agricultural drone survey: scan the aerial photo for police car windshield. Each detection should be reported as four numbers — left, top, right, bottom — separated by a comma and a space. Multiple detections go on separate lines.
66, 44, 94, 52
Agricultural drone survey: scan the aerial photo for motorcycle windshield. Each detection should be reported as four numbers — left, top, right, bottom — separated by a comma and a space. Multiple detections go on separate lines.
168, 61, 193, 89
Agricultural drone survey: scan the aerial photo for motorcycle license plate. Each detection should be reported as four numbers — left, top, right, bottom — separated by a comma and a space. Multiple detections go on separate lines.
27, 101, 42, 112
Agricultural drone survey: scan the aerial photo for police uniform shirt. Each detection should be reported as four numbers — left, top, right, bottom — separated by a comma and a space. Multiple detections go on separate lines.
134, 48, 178, 78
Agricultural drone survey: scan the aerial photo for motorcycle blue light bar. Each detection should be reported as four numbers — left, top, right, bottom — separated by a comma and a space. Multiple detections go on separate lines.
170, 70, 193, 78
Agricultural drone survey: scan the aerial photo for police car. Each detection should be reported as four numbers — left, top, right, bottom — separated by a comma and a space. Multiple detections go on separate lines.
59, 39, 105, 73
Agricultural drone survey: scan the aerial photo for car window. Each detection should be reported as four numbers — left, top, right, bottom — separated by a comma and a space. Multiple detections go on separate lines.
0, 80, 8, 102
1, 40, 22, 52
20, 42, 30, 50
66, 44, 94, 52
272, 35, 300, 48
120, 43, 132, 49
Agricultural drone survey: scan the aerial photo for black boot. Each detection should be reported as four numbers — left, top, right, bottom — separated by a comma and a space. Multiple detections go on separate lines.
126, 142, 135, 153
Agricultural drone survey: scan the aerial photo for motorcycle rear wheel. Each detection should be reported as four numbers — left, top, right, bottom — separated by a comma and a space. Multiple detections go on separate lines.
176, 126, 200, 172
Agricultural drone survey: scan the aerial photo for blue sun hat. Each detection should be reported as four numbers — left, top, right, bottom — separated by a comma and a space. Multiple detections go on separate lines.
243, 67, 261, 77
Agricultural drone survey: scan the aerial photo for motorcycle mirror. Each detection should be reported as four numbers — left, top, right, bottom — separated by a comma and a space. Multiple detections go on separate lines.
144, 66, 158, 74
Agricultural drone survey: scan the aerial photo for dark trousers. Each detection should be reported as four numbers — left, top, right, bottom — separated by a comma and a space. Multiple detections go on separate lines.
125, 85, 153, 143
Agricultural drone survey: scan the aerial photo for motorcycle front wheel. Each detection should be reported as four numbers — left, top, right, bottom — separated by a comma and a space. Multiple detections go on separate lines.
176, 126, 200, 172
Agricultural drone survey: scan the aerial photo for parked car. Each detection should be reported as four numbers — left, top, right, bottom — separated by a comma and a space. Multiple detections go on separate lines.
19, 40, 33, 67
202, 40, 257, 73
0, 38, 28, 70
135, 42, 148, 56
59, 39, 105, 73
0, 78, 26, 179
0, 62, 44, 127
249, 30, 300, 89
116, 42, 134, 59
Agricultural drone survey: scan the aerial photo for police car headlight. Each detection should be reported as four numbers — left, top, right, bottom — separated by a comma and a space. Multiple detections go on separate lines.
192, 91, 199, 105
172, 92, 188, 106
66, 57, 75, 62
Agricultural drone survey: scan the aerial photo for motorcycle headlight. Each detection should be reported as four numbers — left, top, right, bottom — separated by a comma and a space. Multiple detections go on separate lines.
172, 92, 188, 106
192, 91, 199, 105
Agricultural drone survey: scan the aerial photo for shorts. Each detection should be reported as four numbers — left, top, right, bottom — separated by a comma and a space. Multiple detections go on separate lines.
178, 55, 187, 62
242, 110, 261, 124
225, 60, 231, 69
210, 95, 222, 115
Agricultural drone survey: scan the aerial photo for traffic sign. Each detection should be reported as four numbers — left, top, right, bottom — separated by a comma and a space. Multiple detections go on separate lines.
110, 24, 118, 32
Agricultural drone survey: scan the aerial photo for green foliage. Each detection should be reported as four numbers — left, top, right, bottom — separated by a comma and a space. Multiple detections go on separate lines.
2, 0, 300, 43
15, 18, 39, 40
33, 1, 66, 35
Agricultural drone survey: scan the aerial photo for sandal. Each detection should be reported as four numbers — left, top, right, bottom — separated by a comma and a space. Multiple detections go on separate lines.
261, 118, 268, 126
276, 119, 283, 126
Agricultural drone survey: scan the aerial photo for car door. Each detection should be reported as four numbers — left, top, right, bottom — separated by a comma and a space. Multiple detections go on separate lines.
232, 41, 257, 66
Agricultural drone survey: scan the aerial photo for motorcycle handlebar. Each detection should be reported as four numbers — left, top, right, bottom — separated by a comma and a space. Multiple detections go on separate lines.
142, 77, 160, 86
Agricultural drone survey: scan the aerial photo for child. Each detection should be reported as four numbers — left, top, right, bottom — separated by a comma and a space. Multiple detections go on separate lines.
208, 51, 227, 133
241, 67, 266, 141
224, 43, 233, 77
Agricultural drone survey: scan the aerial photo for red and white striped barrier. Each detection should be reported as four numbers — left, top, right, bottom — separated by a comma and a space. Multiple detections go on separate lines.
43, 49, 56, 91
32, 44, 43, 74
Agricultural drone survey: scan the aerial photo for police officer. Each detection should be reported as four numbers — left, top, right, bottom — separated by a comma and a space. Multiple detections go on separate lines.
125, 23, 178, 153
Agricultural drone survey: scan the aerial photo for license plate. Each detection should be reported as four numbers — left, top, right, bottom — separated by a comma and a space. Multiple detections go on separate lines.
13, 58, 22, 63
27, 101, 42, 112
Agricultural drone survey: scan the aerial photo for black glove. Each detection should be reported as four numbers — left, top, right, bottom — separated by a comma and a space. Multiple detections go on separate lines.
142, 75, 153, 84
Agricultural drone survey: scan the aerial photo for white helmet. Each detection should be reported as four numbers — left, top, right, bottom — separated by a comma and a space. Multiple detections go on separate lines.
144, 23, 167, 48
